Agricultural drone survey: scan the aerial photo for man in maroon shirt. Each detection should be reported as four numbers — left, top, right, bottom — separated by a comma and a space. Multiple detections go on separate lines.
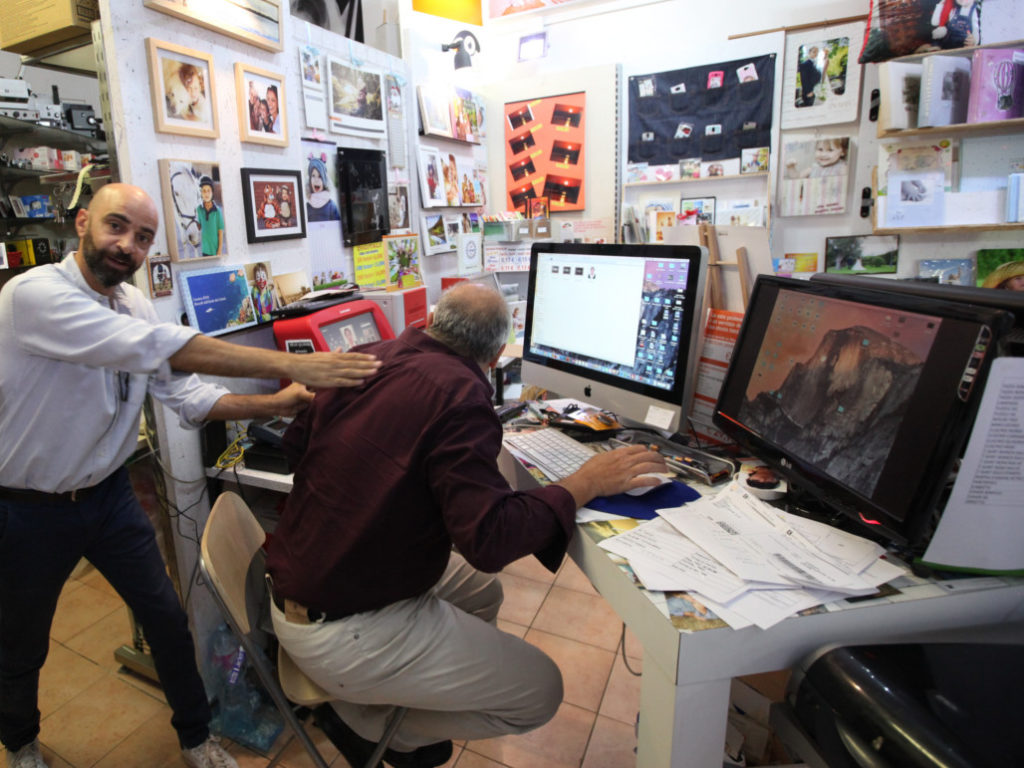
266, 282, 666, 767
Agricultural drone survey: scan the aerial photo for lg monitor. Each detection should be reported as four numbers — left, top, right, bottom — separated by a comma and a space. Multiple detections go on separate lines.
712, 275, 1014, 549
521, 242, 708, 433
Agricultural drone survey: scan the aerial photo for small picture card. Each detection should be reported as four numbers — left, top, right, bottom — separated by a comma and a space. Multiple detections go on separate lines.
147, 254, 174, 297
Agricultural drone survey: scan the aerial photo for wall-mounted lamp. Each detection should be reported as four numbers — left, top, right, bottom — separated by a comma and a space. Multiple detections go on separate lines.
442, 30, 480, 70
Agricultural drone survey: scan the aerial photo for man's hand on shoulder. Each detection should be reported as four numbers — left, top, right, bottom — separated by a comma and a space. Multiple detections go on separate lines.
288, 351, 381, 389
270, 382, 315, 416
555, 444, 668, 509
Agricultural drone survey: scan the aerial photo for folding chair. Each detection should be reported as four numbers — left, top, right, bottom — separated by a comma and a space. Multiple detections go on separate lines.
200, 491, 407, 768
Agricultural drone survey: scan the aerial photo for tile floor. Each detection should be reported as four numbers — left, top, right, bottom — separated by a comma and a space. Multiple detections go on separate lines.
1, 554, 647, 768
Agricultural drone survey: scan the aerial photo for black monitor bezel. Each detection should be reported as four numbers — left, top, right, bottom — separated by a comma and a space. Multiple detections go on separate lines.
712, 275, 1013, 548
523, 241, 707, 411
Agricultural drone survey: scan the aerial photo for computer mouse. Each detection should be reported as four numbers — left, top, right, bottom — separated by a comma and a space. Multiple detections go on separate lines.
625, 473, 672, 496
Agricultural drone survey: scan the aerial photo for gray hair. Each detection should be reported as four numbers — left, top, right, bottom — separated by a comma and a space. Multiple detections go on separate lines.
428, 283, 510, 363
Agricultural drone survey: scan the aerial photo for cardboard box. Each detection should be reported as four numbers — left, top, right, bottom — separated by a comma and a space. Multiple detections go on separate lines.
0, 0, 99, 55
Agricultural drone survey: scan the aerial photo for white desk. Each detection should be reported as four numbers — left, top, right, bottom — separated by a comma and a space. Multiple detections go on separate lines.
219, 457, 1024, 768
498, 449, 1024, 768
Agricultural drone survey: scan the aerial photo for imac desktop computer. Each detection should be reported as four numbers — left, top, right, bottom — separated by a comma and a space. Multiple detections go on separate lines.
712, 275, 1015, 550
521, 242, 709, 434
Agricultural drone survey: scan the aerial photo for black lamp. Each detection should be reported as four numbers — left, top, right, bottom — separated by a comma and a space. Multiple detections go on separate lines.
442, 30, 480, 70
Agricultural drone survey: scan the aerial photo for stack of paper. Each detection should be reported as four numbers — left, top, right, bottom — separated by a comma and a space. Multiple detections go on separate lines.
598, 482, 906, 630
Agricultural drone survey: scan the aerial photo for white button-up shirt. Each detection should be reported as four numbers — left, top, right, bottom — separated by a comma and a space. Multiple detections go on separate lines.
0, 255, 228, 492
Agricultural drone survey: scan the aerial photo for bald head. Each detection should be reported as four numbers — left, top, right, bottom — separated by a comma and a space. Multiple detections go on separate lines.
74, 183, 159, 295
427, 282, 510, 364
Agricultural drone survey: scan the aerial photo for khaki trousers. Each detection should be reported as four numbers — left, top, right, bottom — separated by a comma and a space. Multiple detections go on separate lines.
270, 552, 563, 751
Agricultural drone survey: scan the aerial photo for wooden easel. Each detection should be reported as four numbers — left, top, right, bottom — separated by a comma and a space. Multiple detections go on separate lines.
698, 222, 752, 310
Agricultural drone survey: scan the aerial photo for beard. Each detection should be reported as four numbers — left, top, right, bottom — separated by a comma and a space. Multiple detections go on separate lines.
81, 230, 140, 288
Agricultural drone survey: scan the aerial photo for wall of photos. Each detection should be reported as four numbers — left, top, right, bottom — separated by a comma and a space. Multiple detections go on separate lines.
94, 0, 413, 634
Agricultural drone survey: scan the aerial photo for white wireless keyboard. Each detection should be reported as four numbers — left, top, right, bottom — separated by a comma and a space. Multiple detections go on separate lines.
504, 428, 597, 480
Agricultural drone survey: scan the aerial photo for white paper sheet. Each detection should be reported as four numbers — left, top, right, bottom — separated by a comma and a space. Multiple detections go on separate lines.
598, 518, 749, 603
923, 357, 1024, 572
660, 484, 877, 592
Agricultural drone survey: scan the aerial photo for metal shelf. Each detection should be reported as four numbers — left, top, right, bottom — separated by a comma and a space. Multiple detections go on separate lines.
0, 115, 105, 153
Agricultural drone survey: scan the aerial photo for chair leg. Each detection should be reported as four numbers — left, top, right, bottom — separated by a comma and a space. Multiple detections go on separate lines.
362, 706, 409, 768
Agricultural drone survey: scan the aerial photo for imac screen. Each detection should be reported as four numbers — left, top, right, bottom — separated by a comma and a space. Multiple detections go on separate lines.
522, 242, 707, 431
319, 312, 383, 352
713, 276, 1010, 547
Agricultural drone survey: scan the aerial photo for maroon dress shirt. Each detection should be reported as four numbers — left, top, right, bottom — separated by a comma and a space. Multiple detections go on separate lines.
265, 327, 576, 616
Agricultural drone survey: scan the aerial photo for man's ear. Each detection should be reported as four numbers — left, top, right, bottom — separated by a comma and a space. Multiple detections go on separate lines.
74, 207, 89, 238
487, 344, 507, 369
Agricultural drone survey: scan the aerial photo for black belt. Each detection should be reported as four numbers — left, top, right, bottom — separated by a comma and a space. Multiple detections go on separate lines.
266, 574, 350, 624
0, 484, 100, 504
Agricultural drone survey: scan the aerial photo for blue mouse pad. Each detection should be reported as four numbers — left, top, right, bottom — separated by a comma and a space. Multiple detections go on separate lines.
585, 480, 702, 520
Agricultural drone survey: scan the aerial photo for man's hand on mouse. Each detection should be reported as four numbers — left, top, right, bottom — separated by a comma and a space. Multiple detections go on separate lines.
555, 444, 669, 508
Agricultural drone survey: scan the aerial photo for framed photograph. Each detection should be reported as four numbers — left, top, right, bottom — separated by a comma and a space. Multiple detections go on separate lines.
147, 254, 174, 298
239, 168, 307, 244
143, 0, 283, 52
179, 265, 258, 337
443, 214, 462, 244
235, 63, 288, 146
529, 196, 550, 219
418, 85, 453, 138
681, 196, 716, 225
825, 234, 899, 275
422, 213, 449, 255
158, 159, 227, 261
146, 38, 218, 139
383, 233, 423, 289
417, 146, 446, 208
326, 57, 385, 134
388, 184, 410, 230
246, 261, 281, 322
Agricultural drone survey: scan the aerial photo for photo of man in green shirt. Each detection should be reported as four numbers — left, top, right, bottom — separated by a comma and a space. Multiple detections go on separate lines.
197, 175, 225, 256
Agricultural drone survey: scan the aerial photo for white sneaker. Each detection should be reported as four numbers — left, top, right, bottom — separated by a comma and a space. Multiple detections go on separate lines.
7, 740, 48, 768
181, 736, 238, 768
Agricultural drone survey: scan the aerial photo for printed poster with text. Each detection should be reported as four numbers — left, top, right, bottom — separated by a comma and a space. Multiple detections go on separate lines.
504, 91, 586, 214
689, 308, 745, 446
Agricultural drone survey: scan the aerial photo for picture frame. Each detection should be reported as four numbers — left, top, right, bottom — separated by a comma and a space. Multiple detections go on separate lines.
143, 0, 283, 52
383, 233, 423, 289
158, 159, 227, 262
239, 168, 307, 244
235, 63, 288, 146
146, 38, 218, 139
179, 265, 258, 337
422, 212, 450, 255
326, 57, 385, 134
825, 234, 899, 275
388, 184, 410, 230
529, 196, 550, 219
681, 196, 716, 225
418, 84, 453, 138
147, 254, 174, 298
417, 146, 446, 208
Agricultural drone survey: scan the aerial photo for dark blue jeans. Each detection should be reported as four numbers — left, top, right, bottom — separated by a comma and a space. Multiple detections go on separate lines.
0, 468, 211, 751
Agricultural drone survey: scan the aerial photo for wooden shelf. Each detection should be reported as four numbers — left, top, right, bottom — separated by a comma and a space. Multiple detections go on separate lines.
884, 38, 1024, 65
874, 222, 1024, 235
878, 117, 1024, 140
624, 171, 768, 188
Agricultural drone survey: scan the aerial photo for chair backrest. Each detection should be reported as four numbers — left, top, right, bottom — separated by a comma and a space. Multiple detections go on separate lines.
201, 491, 266, 635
